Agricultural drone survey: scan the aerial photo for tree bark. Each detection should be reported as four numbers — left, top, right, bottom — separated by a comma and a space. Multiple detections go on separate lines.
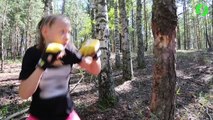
144, 0, 148, 51
114, 0, 121, 69
196, 14, 202, 49
183, 0, 187, 50
186, 9, 190, 49
205, 16, 212, 50
192, 18, 197, 49
212, 3, 213, 45
177, 23, 181, 49
43, 0, 53, 15
90, 0, 96, 38
0, 1, 8, 72
131, 1, 135, 52
150, 0, 177, 119
61, 0, 66, 14
95, 0, 116, 108
136, 0, 145, 68
119, 0, 133, 80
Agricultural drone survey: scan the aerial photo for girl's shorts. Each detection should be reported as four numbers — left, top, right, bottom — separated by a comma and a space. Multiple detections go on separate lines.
26, 109, 80, 120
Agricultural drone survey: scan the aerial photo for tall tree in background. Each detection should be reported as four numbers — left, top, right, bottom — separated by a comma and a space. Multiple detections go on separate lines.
61, 0, 66, 14
114, 0, 121, 68
196, 14, 202, 49
212, 3, 213, 42
95, 0, 116, 108
119, 0, 133, 80
183, 0, 187, 50
131, 1, 135, 52
90, 0, 96, 38
0, 1, 8, 72
150, 0, 177, 119
43, 0, 53, 15
177, 23, 181, 49
25, 0, 33, 52
144, 0, 148, 51
205, 16, 212, 50
136, 0, 145, 68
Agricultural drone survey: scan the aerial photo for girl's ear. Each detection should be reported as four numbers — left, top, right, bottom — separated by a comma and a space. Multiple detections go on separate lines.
41, 25, 48, 37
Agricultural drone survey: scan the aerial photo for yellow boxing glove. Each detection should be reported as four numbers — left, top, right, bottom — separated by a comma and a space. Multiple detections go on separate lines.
79, 39, 100, 56
37, 43, 64, 70
46, 43, 64, 53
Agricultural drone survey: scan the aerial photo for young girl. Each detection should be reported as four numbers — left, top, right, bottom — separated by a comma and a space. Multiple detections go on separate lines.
18, 14, 101, 120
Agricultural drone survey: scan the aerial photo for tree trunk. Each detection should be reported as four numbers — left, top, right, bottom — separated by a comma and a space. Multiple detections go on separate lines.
61, 0, 66, 14
150, 0, 177, 119
183, 0, 187, 50
136, 0, 145, 68
90, 0, 96, 38
205, 16, 212, 50
144, 0, 148, 51
187, 10, 191, 49
43, 0, 53, 15
114, 0, 121, 69
95, 0, 116, 108
131, 1, 135, 52
119, 0, 133, 80
177, 23, 181, 49
212, 3, 213, 45
0, 1, 8, 72
192, 18, 198, 49
196, 15, 202, 49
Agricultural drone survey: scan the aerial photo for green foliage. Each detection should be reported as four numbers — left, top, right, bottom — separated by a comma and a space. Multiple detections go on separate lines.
0, 0, 43, 54
108, 8, 115, 30
61, 0, 92, 40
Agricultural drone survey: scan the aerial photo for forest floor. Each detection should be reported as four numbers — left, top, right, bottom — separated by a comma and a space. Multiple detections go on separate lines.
0, 50, 212, 120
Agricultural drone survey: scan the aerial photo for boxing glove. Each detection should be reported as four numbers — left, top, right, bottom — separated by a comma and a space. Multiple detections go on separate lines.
37, 43, 64, 70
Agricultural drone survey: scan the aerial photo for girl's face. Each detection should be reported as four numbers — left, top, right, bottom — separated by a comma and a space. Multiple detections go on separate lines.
43, 18, 71, 46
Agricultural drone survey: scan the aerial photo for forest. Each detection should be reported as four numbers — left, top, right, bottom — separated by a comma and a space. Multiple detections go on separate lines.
0, 0, 212, 120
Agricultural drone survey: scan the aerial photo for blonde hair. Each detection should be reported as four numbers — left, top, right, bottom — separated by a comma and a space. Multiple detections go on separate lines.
37, 14, 71, 51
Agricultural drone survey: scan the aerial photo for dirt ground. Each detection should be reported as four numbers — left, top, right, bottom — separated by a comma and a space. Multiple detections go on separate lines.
0, 50, 212, 120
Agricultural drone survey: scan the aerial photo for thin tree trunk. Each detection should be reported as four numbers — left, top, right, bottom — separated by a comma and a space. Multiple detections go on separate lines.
95, 0, 116, 108
196, 15, 202, 49
177, 23, 181, 49
90, 0, 96, 38
131, 1, 135, 52
205, 16, 212, 50
0, 1, 8, 72
183, 0, 187, 50
212, 3, 213, 44
192, 18, 197, 49
61, 0, 66, 14
144, 0, 148, 51
186, 9, 190, 49
136, 0, 145, 68
43, 0, 53, 15
150, 0, 177, 119
114, 0, 121, 68
119, 0, 133, 80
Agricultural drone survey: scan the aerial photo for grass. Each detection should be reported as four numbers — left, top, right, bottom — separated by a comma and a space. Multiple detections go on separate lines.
0, 101, 30, 119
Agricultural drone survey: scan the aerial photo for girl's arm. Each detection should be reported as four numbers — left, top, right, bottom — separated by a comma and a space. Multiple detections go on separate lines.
79, 58, 101, 75
19, 67, 44, 99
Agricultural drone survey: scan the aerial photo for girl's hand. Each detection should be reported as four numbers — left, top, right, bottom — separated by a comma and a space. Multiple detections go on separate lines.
37, 52, 60, 70
37, 43, 64, 70
59, 48, 81, 65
